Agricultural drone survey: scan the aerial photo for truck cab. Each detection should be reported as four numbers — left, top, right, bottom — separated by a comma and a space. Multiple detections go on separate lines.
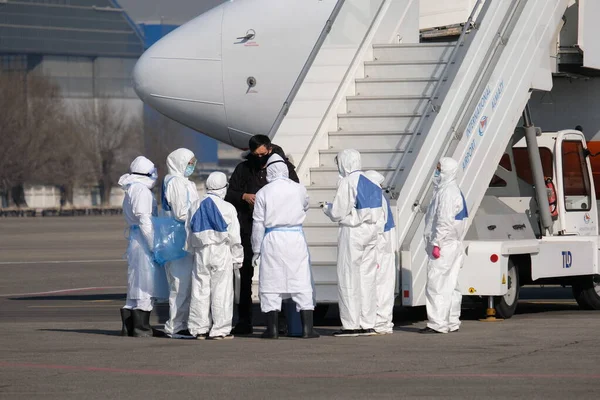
460, 129, 600, 317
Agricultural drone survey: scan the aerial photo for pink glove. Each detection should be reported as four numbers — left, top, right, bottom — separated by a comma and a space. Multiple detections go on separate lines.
432, 246, 441, 259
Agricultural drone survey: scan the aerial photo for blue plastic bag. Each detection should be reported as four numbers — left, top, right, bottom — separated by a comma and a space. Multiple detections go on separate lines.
152, 216, 188, 265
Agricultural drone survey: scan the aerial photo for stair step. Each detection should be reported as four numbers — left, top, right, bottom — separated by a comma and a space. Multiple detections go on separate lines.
328, 131, 414, 149
355, 78, 439, 96
310, 167, 398, 186
364, 60, 446, 79
373, 43, 454, 62
306, 206, 336, 224
307, 241, 338, 263
337, 112, 423, 132
306, 185, 338, 202
346, 95, 430, 114
319, 148, 405, 168
304, 223, 339, 242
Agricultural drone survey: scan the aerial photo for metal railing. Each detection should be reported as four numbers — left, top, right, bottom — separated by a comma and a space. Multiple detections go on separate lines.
398, 0, 528, 251
385, 0, 486, 191
267, 0, 346, 138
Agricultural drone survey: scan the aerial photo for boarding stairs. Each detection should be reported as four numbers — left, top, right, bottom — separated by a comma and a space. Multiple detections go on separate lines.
269, 0, 570, 305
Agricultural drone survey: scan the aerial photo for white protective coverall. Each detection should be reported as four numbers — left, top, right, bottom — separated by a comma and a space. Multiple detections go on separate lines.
251, 154, 315, 313
423, 157, 468, 333
186, 172, 244, 338
323, 149, 384, 331
364, 170, 397, 334
162, 148, 200, 336
119, 156, 163, 311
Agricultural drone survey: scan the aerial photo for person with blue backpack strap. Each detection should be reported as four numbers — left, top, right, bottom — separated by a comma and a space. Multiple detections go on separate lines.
364, 170, 397, 336
322, 149, 385, 337
162, 148, 200, 339
186, 171, 244, 340
420, 157, 469, 334
118, 156, 167, 337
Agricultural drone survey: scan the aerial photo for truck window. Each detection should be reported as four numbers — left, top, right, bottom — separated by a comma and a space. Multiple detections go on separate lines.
562, 140, 592, 211
512, 148, 553, 185
586, 141, 600, 199
489, 153, 512, 187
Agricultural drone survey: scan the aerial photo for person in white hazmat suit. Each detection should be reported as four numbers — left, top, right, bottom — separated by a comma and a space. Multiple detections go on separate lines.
186, 172, 244, 340
322, 149, 384, 337
118, 156, 167, 338
420, 157, 468, 334
364, 170, 397, 335
161, 148, 200, 339
251, 154, 320, 339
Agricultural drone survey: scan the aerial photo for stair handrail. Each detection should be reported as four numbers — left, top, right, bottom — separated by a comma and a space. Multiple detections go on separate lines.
296, 0, 393, 182
397, 0, 527, 251
385, 0, 486, 190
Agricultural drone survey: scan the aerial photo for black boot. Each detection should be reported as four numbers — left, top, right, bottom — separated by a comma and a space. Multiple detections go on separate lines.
120, 308, 133, 337
278, 311, 288, 336
300, 310, 320, 339
131, 309, 153, 338
261, 311, 279, 339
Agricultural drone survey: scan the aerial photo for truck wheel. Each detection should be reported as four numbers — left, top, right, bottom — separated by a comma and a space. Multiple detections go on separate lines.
572, 275, 600, 310
494, 259, 520, 319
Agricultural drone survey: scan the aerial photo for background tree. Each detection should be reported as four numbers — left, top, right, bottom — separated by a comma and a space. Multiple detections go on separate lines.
0, 72, 67, 207
74, 99, 141, 206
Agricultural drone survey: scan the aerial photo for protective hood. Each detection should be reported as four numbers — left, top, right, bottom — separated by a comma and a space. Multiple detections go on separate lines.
336, 149, 361, 177
266, 154, 289, 182
167, 148, 195, 177
206, 171, 228, 199
118, 156, 157, 190
364, 170, 384, 187
436, 157, 458, 188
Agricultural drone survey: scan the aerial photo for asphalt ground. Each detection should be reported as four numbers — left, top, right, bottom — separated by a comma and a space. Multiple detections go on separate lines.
1, 216, 599, 399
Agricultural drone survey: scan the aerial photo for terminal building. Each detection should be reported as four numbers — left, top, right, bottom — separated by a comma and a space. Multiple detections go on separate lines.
0, 0, 239, 209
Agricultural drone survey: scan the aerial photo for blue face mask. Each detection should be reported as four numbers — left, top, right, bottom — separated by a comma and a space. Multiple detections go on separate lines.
184, 164, 195, 177
434, 169, 441, 177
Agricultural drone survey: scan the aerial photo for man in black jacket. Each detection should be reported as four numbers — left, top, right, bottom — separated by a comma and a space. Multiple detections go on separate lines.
225, 135, 299, 334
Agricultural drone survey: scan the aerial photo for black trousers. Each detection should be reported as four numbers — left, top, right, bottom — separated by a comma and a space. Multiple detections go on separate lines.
237, 235, 255, 326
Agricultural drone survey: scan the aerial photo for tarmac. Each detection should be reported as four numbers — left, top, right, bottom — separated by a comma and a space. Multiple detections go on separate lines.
1, 216, 599, 399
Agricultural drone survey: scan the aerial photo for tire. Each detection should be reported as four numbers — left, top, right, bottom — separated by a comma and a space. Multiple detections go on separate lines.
494, 258, 520, 319
572, 275, 600, 310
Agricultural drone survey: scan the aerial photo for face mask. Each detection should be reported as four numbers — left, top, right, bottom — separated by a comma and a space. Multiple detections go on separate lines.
184, 164, 195, 177
434, 169, 440, 177
258, 155, 269, 168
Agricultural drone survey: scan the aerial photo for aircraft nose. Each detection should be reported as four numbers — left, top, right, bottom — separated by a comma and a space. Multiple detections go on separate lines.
132, 5, 230, 144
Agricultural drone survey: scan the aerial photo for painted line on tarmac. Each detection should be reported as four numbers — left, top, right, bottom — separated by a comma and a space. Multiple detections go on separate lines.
0, 286, 126, 298
1, 362, 600, 380
27, 305, 117, 309
0, 259, 125, 265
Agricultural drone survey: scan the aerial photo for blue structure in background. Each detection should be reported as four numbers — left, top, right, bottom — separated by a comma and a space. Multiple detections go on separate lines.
139, 22, 219, 164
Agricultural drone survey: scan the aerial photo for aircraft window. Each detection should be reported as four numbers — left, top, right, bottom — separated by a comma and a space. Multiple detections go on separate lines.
512, 148, 553, 185
562, 141, 591, 211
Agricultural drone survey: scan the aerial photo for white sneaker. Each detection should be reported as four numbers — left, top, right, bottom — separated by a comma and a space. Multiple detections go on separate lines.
358, 329, 378, 336
210, 334, 234, 340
